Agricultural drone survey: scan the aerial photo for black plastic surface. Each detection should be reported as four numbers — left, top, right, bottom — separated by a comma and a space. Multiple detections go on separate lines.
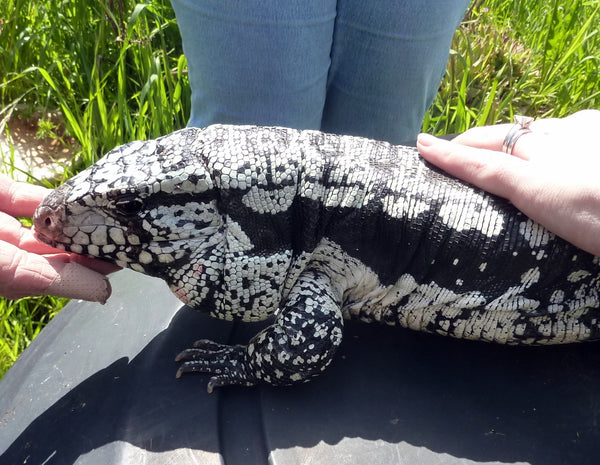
1, 269, 600, 465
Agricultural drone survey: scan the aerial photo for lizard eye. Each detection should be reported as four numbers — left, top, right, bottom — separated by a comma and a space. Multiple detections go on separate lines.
114, 195, 144, 216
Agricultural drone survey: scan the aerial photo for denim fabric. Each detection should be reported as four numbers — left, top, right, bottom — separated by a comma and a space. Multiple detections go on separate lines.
171, 0, 470, 145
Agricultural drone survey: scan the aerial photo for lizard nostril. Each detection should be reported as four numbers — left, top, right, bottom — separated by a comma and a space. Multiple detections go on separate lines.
33, 206, 57, 234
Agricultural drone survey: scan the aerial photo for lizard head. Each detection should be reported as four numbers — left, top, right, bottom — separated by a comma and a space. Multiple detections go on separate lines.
33, 128, 224, 278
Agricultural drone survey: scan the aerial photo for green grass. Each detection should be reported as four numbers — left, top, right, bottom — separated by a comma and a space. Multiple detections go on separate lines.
0, 0, 189, 174
0, 0, 599, 378
0, 296, 68, 370
0, 0, 189, 377
425, 0, 600, 134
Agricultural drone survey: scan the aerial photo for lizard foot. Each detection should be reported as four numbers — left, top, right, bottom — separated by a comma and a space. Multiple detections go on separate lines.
175, 339, 256, 393
175, 270, 345, 392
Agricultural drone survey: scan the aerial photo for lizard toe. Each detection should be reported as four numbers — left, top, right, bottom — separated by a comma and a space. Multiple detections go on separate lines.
175, 341, 257, 390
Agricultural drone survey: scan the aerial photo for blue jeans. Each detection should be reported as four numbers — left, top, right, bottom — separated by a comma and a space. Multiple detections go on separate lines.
171, 0, 470, 145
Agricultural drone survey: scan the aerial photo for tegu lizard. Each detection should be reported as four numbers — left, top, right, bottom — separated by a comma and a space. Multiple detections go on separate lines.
34, 125, 600, 392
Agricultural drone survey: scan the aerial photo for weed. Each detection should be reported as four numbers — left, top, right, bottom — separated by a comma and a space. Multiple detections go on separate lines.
424, 0, 600, 135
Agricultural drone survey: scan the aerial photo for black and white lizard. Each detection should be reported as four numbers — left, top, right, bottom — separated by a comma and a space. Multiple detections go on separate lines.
34, 125, 600, 392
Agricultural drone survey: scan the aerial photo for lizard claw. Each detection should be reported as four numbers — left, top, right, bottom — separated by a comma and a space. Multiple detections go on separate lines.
174, 339, 233, 362
193, 339, 226, 349
174, 339, 256, 391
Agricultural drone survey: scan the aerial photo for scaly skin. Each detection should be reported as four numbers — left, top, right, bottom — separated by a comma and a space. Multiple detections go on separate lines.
34, 125, 600, 390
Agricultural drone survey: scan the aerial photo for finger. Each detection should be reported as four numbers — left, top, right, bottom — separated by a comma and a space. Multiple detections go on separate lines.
0, 212, 65, 254
528, 117, 563, 135
43, 252, 121, 275
0, 174, 49, 218
563, 109, 600, 128
451, 123, 543, 161
44, 259, 113, 303
0, 243, 112, 303
450, 124, 512, 152
0, 213, 120, 275
0, 211, 121, 276
417, 133, 528, 200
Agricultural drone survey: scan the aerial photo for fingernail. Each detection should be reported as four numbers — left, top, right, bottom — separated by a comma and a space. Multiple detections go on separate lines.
46, 262, 112, 303
416, 133, 437, 147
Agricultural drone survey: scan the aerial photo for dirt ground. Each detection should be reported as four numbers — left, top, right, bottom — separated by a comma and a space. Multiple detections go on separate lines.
0, 116, 73, 182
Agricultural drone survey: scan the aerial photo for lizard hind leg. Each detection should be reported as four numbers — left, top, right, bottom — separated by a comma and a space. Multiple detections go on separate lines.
175, 269, 345, 391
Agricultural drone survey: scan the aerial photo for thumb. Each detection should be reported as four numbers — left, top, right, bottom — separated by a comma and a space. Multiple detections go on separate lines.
0, 243, 112, 303
43, 259, 112, 303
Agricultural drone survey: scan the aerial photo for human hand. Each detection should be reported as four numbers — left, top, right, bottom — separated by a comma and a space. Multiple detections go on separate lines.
417, 110, 600, 256
0, 174, 118, 302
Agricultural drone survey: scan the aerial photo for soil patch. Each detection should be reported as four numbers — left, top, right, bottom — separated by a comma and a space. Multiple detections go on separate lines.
0, 115, 75, 182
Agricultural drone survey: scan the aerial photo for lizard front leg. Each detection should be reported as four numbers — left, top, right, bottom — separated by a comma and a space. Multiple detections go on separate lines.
175, 269, 345, 392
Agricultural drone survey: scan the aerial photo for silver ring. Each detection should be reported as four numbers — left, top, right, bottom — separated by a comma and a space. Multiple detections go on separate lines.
502, 115, 534, 155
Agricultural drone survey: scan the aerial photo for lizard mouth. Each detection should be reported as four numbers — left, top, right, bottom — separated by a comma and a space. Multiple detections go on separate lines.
33, 226, 68, 250
33, 230, 69, 253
